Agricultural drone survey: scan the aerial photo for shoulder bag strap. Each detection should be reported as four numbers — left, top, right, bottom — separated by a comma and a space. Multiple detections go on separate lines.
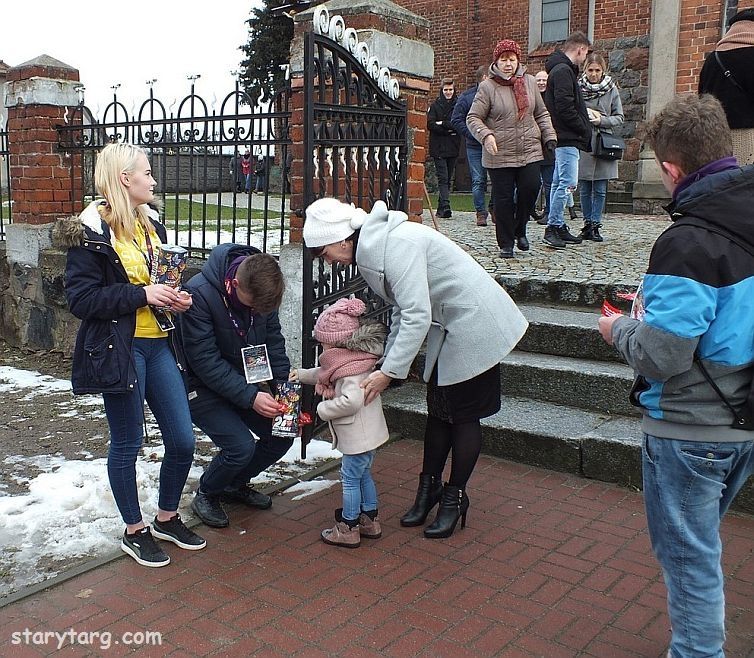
714, 51, 747, 94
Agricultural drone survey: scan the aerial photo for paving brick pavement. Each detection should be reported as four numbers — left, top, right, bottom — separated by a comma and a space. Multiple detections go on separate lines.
424, 211, 669, 284
2, 439, 752, 657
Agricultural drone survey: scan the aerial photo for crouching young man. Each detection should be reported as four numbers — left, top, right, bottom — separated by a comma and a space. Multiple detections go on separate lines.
181, 245, 293, 528
599, 94, 754, 658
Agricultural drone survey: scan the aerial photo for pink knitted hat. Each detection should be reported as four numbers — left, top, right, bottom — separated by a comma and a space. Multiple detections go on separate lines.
314, 298, 366, 346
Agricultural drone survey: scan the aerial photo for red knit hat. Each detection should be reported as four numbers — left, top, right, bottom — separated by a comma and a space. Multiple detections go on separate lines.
493, 39, 522, 61
314, 297, 366, 346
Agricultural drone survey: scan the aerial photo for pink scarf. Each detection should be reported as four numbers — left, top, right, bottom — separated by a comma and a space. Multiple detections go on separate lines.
316, 347, 379, 399
717, 21, 754, 51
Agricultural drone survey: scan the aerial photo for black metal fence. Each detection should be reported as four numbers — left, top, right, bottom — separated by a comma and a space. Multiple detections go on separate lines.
300, 30, 408, 449
56, 81, 292, 257
0, 118, 11, 239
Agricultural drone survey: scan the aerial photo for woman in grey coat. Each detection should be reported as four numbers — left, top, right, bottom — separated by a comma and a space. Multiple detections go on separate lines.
577, 53, 624, 242
303, 198, 528, 539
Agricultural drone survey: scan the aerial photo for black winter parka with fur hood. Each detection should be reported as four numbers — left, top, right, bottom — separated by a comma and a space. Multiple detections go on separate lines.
54, 201, 185, 394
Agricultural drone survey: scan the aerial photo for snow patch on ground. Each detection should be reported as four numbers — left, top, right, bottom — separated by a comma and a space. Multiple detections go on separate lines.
285, 478, 340, 501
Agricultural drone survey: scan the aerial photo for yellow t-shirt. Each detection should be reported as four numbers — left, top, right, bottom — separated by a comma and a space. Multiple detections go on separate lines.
113, 222, 168, 338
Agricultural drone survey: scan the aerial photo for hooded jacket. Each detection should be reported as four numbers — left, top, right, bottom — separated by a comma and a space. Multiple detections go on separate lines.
297, 322, 390, 454
181, 243, 289, 410
427, 93, 461, 159
611, 165, 754, 441
355, 201, 528, 386
544, 50, 592, 150
54, 201, 185, 395
466, 65, 556, 169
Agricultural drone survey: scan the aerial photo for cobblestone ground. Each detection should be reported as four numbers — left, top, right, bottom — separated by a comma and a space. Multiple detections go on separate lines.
423, 211, 669, 285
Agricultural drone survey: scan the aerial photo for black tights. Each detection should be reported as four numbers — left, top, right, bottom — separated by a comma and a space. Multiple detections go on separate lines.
421, 415, 482, 488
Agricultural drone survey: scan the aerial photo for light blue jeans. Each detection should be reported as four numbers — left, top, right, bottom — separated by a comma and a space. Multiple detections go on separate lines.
466, 144, 487, 213
547, 146, 580, 227
341, 450, 378, 522
579, 179, 608, 225
642, 433, 754, 658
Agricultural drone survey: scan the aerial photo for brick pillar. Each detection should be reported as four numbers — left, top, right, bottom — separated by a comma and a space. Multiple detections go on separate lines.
6, 55, 82, 229
289, 0, 434, 233
3, 55, 82, 350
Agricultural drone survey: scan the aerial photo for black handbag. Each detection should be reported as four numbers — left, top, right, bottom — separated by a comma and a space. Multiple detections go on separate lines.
594, 131, 625, 160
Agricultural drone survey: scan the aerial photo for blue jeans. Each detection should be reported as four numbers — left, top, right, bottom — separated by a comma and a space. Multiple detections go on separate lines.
466, 144, 487, 212
547, 146, 580, 227
103, 338, 195, 525
642, 433, 754, 658
189, 388, 293, 496
579, 179, 608, 224
341, 450, 378, 522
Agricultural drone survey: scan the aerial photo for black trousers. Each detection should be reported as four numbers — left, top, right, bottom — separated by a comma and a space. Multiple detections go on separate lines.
488, 162, 542, 249
434, 156, 457, 212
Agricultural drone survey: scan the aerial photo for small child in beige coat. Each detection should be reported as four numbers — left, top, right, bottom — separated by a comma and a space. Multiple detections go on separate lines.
291, 297, 389, 548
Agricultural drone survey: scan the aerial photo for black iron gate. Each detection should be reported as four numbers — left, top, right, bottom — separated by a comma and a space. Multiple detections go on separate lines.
301, 29, 408, 449
0, 117, 11, 239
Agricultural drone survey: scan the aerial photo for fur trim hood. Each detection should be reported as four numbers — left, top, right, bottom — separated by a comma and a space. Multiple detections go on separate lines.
52, 200, 161, 249
342, 319, 387, 356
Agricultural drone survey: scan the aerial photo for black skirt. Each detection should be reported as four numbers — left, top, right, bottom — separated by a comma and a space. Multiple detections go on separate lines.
426, 363, 501, 424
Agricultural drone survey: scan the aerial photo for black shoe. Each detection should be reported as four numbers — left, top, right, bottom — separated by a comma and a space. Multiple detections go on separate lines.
424, 484, 469, 539
592, 224, 604, 242
191, 490, 229, 528
557, 223, 583, 244
579, 222, 595, 241
220, 485, 273, 510
516, 236, 530, 251
499, 247, 514, 259
536, 211, 549, 225
152, 514, 207, 551
400, 473, 443, 527
121, 527, 170, 567
543, 225, 566, 249
530, 209, 545, 222
568, 206, 581, 221
437, 209, 452, 219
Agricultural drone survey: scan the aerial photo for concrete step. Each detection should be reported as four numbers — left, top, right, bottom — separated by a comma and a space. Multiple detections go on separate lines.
518, 304, 624, 363
381, 382, 754, 514
496, 272, 637, 308
501, 350, 637, 417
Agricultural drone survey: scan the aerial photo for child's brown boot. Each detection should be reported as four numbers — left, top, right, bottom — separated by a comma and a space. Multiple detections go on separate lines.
358, 510, 382, 539
321, 509, 360, 548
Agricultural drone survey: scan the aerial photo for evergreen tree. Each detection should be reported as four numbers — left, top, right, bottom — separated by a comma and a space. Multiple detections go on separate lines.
239, 1, 294, 103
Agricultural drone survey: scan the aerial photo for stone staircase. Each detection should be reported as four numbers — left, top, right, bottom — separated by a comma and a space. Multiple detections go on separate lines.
381, 285, 754, 515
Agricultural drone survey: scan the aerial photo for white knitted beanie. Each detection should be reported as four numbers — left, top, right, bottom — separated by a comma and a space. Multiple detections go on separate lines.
303, 198, 368, 248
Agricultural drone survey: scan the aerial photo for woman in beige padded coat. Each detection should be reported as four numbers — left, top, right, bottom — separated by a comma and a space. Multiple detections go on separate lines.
467, 38, 556, 258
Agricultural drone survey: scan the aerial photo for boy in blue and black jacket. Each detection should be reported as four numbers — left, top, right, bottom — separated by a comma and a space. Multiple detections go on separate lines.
599, 94, 754, 658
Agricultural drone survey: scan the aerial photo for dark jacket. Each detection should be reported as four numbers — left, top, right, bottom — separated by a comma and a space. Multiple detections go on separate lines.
427, 93, 461, 159
544, 50, 592, 150
450, 84, 481, 148
698, 47, 754, 129
55, 201, 185, 395
181, 243, 290, 410
612, 165, 754, 441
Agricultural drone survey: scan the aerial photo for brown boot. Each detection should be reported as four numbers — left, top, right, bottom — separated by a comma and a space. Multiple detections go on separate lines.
475, 210, 488, 227
321, 510, 361, 548
358, 511, 382, 539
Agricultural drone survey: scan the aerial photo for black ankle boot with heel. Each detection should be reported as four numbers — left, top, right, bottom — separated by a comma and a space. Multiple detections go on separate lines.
423, 484, 469, 539
400, 473, 443, 527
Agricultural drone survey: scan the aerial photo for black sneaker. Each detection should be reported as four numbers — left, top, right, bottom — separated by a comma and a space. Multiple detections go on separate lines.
516, 236, 530, 251
543, 225, 566, 249
121, 527, 170, 567
191, 490, 230, 528
499, 247, 514, 259
220, 485, 272, 510
152, 514, 207, 550
557, 224, 583, 244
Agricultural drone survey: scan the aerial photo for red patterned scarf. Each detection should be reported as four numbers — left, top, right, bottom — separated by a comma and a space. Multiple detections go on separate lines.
490, 63, 530, 120
316, 347, 379, 399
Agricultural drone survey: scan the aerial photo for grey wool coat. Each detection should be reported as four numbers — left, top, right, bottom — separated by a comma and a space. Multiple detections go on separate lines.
356, 201, 529, 386
578, 85, 624, 181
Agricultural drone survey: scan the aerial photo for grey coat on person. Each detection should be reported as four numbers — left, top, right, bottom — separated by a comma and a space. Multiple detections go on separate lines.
355, 201, 528, 386
578, 85, 624, 181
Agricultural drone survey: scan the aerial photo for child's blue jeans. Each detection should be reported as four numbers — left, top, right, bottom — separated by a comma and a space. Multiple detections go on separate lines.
341, 450, 377, 522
